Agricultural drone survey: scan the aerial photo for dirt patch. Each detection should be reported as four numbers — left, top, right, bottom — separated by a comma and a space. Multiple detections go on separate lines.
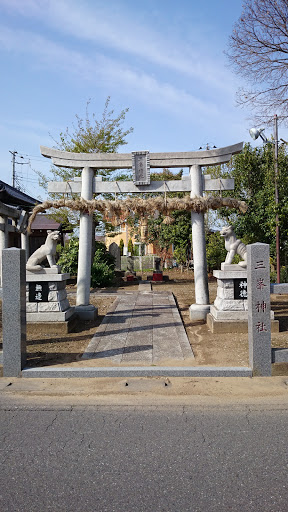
0, 269, 287, 375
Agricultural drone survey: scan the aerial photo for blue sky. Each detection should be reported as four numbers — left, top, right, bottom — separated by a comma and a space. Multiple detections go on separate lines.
0, 0, 284, 200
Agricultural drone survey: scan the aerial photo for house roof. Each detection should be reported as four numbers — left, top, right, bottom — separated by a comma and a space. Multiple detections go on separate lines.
0, 180, 38, 209
30, 214, 61, 231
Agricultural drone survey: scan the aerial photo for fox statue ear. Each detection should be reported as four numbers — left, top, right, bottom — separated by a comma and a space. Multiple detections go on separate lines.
47, 230, 52, 234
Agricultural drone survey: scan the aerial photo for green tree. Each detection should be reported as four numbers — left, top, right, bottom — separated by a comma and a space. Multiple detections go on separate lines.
206, 232, 227, 272
57, 238, 79, 276
38, 97, 133, 230
91, 242, 116, 287
143, 169, 191, 259
57, 238, 116, 287
127, 238, 134, 255
173, 246, 187, 271
209, 142, 288, 266
147, 210, 192, 259
119, 238, 124, 256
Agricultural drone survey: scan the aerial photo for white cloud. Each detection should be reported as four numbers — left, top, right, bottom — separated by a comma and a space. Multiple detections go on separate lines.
0, 0, 235, 92
0, 26, 220, 119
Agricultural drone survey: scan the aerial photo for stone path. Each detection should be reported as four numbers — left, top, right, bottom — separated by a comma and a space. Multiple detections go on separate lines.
82, 291, 194, 365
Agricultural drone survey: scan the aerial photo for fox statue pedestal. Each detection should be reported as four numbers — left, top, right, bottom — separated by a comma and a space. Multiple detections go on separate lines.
26, 267, 77, 334
207, 263, 279, 333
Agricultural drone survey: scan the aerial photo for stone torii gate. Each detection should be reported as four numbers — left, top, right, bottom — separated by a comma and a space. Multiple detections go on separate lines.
42, 142, 243, 320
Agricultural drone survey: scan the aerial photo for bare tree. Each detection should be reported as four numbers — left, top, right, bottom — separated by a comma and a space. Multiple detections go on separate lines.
226, 0, 288, 125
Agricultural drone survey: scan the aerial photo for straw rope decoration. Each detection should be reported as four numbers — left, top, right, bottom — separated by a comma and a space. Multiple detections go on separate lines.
27, 196, 248, 233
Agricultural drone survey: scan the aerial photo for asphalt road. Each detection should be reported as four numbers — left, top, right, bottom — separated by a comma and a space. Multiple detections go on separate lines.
1, 397, 287, 512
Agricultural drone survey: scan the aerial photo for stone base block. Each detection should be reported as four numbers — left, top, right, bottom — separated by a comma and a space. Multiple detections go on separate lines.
26, 266, 61, 275
207, 313, 249, 334
221, 263, 246, 271
210, 305, 249, 321
270, 283, 288, 295
27, 307, 75, 322
214, 297, 248, 311
207, 312, 279, 333
213, 269, 247, 279
271, 348, 288, 363
26, 313, 78, 335
26, 273, 70, 282
189, 304, 211, 322
75, 305, 98, 320
210, 305, 275, 321
22, 366, 253, 378
138, 282, 152, 292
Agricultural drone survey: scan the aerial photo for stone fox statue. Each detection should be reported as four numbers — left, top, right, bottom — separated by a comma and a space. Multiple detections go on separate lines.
220, 225, 247, 268
26, 230, 61, 271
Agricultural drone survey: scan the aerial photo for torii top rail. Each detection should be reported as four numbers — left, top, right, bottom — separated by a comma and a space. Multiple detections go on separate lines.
41, 142, 243, 169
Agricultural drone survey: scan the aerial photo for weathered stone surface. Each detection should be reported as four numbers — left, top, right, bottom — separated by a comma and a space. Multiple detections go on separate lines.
75, 304, 98, 320
26, 266, 61, 275
127, 256, 134, 273
22, 366, 252, 378
26, 272, 70, 282
26, 303, 38, 313
26, 307, 75, 322
271, 348, 288, 363
210, 305, 248, 321
189, 304, 211, 322
207, 312, 278, 334
38, 302, 61, 312
2, 248, 26, 377
48, 289, 67, 302
109, 242, 121, 270
210, 305, 276, 323
37, 298, 70, 312
60, 298, 70, 311
221, 263, 245, 271
48, 281, 65, 291
213, 269, 247, 280
217, 286, 234, 300
217, 279, 234, 289
138, 282, 152, 292
214, 297, 245, 311
26, 314, 78, 334
247, 243, 271, 376
270, 283, 288, 294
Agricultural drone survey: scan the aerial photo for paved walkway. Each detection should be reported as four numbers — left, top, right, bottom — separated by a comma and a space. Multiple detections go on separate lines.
82, 290, 195, 366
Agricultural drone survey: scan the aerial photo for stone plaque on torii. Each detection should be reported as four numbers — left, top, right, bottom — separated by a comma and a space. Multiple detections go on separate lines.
42, 142, 243, 320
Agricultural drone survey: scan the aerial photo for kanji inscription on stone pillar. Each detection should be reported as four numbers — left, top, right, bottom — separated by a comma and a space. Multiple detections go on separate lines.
247, 243, 271, 376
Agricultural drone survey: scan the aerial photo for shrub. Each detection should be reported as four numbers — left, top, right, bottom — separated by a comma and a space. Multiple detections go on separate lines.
119, 238, 124, 256
206, 232, 227, 272
57, 238, 116, 287
57, 238, 79, 275
270, 266, 288, 283
127, 238, 134, 255
91, 242, 116, 287
173, 246, 187, 266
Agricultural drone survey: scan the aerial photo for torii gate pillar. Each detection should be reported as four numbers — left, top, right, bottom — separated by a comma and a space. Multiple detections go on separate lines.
75, 167, 97, 320
189, 165, 210, 321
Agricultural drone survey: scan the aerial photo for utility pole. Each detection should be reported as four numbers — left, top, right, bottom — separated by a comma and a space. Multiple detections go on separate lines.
9, 150, 17, 187
274, 114, 280, 284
